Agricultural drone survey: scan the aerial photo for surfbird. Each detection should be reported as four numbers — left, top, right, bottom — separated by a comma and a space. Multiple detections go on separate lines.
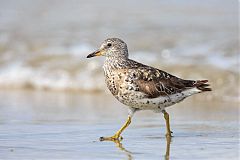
87, 38, 211, 141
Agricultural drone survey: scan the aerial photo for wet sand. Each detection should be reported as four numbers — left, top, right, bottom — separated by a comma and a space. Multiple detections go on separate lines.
0, 90, 239, 159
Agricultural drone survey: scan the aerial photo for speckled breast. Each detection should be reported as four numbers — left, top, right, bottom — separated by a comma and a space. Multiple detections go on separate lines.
104, 68, 159, 109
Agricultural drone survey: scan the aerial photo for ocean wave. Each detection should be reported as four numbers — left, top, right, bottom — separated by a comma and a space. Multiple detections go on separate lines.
0, 43, 239, 102
0, 44, 103, 91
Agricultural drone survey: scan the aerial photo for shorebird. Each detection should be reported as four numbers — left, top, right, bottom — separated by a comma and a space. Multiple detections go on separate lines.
87, 38, 211, 141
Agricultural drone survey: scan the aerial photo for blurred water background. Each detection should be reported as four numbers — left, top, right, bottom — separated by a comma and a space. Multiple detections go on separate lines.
0, 0, 239, 100
0, 0, 239, 159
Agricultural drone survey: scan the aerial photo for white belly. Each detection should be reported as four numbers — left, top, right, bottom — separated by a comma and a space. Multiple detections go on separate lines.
115, 88, 200, 112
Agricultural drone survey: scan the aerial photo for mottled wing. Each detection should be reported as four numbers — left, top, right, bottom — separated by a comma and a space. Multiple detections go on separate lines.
116, 59, 211, 99
129, 67, 187, 98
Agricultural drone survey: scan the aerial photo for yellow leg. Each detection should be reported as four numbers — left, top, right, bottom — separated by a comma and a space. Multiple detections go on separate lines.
100, 116, 131, 141
163, 111, 172, 138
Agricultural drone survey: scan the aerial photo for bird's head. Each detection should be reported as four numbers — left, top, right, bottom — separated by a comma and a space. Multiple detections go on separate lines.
87, 38, 128, 59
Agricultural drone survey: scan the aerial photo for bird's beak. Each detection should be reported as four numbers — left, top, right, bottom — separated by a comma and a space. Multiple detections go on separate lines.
86, 49, 103, 58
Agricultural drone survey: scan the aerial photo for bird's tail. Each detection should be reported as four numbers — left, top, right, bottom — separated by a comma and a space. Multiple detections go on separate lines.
194, 80, 212, 92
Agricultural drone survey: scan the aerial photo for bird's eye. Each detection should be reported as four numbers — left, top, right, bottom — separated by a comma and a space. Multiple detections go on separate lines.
107, 43, 112, 47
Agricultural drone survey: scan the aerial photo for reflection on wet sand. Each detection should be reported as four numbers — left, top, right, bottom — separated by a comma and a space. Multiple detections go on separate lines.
165, 137, 171, 160
113, 140, 133, 160
109, 137, 172, 160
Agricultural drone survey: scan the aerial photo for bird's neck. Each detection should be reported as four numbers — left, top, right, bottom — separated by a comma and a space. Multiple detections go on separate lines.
104, 56, 128, 70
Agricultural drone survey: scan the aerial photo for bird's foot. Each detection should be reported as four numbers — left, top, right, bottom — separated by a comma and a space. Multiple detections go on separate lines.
165, 131, 173, 138
99, 135, 123, 142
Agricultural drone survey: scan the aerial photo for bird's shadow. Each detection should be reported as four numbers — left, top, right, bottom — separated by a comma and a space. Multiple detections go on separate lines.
103, 137, 172, 160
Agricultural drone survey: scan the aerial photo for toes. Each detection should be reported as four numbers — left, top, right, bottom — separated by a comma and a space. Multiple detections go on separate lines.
99, 136, 123, 141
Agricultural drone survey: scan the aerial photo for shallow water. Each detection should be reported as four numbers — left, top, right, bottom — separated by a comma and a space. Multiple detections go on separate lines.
0, 90, 239, 159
